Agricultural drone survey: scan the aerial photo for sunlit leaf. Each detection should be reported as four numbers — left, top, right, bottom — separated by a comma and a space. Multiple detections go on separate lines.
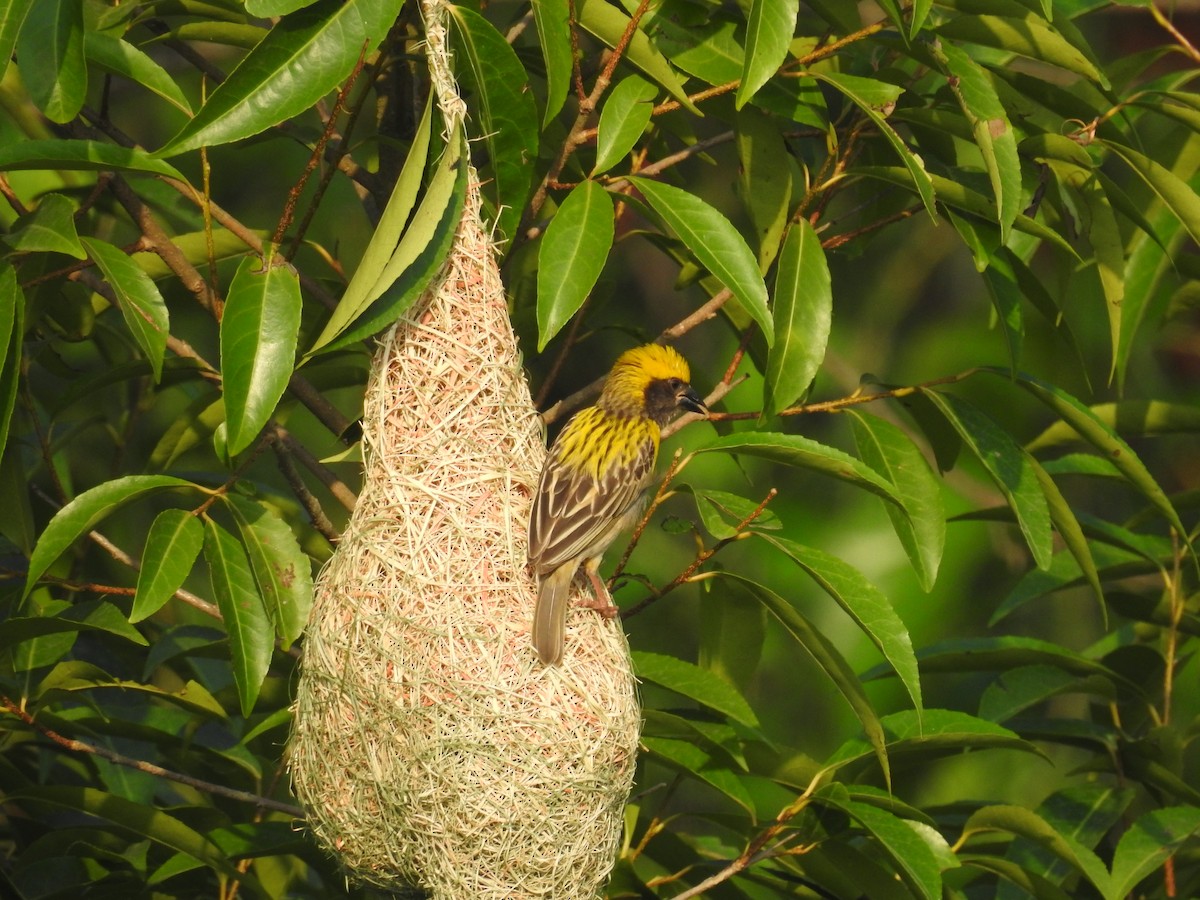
155, 0, 405, 156
764, 534, 922, 718
930, 39, 1021, 240
815, 789, 942, 900
225, 495, 313, 648
204, 519, 273, 716
849, 411, 945, 591
447, 4, 538, 240
2, 194, 87, 259
83, 32, 193, 115
631, 650, 759, 728
630, 176, 773, 345
594, 75, 657, 175
80, 238, 170, 382
763, 219, 831, 417
736, 0, 798, 108
221, 246, 302, 455
699, 431, 906, 510
719, 572, 889, 785
537, 181, 614, 349
991, 370, 1190, 543
919, 389, 1053, 569
0, 140, 185, 181
814, 72, 937, 219
531, 0, 572, 126
575, 0, 697, 111
132, 510, 204, 623
736, 106, 792, 271
15, 0, 86, 123
24, 476, 198, 598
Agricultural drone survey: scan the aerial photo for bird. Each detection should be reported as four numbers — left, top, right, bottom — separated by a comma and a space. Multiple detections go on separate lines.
528, 343, 707, 665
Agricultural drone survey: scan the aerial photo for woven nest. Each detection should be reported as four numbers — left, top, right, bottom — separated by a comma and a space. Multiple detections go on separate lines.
289, 178, 641, 897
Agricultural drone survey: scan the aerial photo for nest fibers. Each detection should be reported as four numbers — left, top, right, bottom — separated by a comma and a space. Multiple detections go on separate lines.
289, 177, 641, 897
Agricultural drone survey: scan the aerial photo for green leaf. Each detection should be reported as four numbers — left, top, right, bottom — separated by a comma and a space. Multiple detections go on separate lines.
0, 140, 186, 181
631, 650, 759, 728
688, 487, 780, 540
1101, 139, 1200, 246
220, 247, 302, 455
816, 791, 943, 900
827, 709, 1039, 773
1027, 455, 1104, 623
225, 495, 313, 648
629, 176, 773, 345
131, 510, 204, 624
764, 535, 923, 718
83, 32, 193, 115
593, 75, 657, 175
736, 0, 798, 108
763, 219, 830, 417
537, 181, 614, 349
1028, 399, 1200, 451
531, 0, 572, 127
930, 39, 1022, 240
204, 519, 273, 716
978, 664, 1114, 723
1109, 807, 1200, 899
0, 264, 24, 459
918, 389, 1053, 569
0, 0, 34, 73
937, 14, 1105, 84
245, 0, 318, 13
718, 572, 889, 787
1000, 784, 1135, 897
309, 94, 432, 352
640, 735, 755, 813
696, 578, 766, 692
814, 71, 937, 220
990, 370, 1191, 543
698, 431, 906, 510
155, 0, 405, 156
15, 0, 87, 123
960, 805, 1112, 897
2, 193, 87, 258
856, 166, 1078, 258
575, 0, 697, 112
24, 475, 198, 598
10, 786, 257, 890
736, 106, 792, 271
446, 4, 538, 241
849, 411, 945, 591
0, 599, 150, 652
308, 131, 467, 355
80, 238, 170, 382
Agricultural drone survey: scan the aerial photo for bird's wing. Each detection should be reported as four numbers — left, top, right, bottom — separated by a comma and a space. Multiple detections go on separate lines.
529, 421, 656, 572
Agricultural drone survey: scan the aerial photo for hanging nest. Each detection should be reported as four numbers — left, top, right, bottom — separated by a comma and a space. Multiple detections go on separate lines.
289, 165, 641, 895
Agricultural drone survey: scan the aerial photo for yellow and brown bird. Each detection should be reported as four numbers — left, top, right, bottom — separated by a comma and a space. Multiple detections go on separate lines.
529, 344, 707, 665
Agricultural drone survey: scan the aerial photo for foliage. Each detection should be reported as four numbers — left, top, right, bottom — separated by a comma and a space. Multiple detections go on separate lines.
1, 0, 1199, 897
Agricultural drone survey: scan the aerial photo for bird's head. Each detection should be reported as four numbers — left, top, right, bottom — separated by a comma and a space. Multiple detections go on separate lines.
599, 344, 707, 424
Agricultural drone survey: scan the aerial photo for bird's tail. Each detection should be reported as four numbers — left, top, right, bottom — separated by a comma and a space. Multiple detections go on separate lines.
532, 565, 573, 665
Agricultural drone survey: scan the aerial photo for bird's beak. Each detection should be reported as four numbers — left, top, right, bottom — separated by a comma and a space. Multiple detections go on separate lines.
678, 386, 707, 415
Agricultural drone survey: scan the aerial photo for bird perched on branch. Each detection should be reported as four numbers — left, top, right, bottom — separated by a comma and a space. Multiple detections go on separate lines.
529, 344, 707, 665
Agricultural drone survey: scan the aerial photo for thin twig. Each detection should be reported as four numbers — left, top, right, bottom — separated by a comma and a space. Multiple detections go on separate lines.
621, 487, 776, 620
705, 368, 981, 422
2, 696, 304, 818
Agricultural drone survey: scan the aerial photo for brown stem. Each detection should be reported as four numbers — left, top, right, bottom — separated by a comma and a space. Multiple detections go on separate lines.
621, 488, 776, 619
270, 430, 340, 542
705, 368, 981, 422
1, 696, 304, 818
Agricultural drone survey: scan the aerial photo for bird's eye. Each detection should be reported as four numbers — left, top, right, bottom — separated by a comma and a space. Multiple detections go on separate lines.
667, 378, 683, 390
